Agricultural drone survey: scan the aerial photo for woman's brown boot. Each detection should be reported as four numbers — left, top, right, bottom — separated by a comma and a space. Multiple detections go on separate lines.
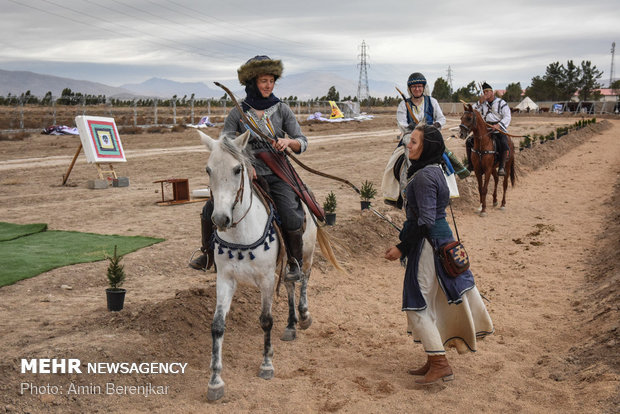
415, 355, 454, 385
407, 356, 431, 376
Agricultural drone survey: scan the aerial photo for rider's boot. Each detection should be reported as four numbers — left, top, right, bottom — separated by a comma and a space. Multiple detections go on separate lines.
189, 216, 215, 272
284, 227, 304, 282
498, 150, 508, 176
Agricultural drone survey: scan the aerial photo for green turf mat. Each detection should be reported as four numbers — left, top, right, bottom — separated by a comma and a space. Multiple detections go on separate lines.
0, 230, 164, 287
0, 222, 48, 242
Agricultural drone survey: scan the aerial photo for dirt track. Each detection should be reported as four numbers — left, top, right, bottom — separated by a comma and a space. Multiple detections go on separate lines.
0, 114, 618, 413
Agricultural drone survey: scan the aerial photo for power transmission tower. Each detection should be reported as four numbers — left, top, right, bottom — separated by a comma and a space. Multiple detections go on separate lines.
446, 66, 454, 93
610, 42, 616, 87
357, 40, 370, 103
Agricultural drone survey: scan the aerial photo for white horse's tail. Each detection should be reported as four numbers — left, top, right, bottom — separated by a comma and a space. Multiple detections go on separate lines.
316, 226, 345, 273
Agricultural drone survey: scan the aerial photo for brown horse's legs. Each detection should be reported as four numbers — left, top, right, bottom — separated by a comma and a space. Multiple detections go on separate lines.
477, 169, 493, 216
492, 169, 499, 207
501, 158, 512, 208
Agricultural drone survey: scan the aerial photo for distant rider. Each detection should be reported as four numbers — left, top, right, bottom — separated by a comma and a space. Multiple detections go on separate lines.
470, 82, 511, 176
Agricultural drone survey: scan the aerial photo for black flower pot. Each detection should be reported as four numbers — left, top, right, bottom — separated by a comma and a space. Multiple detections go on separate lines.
325, 213, 336, 225
106, 288, 126, 311
360, 201, 371, 210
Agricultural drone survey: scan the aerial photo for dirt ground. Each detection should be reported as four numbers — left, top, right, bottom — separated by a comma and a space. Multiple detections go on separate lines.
0, 113, 618, 413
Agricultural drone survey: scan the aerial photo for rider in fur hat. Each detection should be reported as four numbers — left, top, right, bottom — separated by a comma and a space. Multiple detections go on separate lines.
190, 55, 308, 283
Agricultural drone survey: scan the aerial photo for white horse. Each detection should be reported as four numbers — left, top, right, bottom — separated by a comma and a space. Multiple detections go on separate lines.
199, 130, 323, 401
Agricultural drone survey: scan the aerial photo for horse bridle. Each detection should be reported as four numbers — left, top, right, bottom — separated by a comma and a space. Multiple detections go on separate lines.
459, 109, 476, 135
461, 109, 495, 157
212, 163, 254, 229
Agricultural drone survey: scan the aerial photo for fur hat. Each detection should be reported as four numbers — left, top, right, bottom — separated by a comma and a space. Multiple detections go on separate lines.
481, 82, 493, 91
237, 55, 283, 86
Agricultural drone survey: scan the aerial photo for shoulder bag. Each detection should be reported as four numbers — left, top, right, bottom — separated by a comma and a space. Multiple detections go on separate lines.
428, 202, 470, 278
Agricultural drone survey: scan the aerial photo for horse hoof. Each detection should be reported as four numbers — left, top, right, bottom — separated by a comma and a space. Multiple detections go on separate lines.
207, 383, 225, 401
500, 206, 506, 211
259, 366, 274, 380
281, 328, 296, 341
299, 315, 313, 330
476, 205, 482, 212
480, 212, 487, 217
493, 202, 498, 207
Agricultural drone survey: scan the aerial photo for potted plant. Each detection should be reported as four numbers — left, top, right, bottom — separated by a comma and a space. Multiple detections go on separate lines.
106, 245, 126, 312
359, 180, 377, 210
323, 191, 337, 225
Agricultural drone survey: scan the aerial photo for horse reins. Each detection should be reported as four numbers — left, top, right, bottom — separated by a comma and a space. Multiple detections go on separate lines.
461, 109, 496, 158
215, 82, 361, 194
460, 99, 524, 138
228, 163, 254, 228
214, 82, 409, 233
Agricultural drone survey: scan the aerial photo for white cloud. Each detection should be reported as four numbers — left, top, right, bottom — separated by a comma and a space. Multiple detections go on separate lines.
0, 0, 615, 88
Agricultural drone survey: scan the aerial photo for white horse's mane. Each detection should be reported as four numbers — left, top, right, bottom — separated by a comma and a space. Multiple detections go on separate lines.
218, 133, 254, 169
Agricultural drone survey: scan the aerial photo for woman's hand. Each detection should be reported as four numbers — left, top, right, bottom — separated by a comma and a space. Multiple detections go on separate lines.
384, 246, 402, 261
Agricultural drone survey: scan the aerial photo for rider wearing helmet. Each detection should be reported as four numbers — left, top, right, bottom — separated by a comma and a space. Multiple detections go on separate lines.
396, 72, 446, 136
189, 55, 308, 282
383, 73, 449, 208
470, 82, 511, 176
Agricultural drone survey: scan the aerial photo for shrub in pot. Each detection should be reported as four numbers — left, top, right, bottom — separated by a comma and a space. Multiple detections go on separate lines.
106, 245, 126, 312
323, 191, 337, 225
360, 180, 377, 210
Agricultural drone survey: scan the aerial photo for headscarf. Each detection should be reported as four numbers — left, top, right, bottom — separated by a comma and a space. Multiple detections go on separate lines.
407, 124, 446, 178
242, 78, 281, 111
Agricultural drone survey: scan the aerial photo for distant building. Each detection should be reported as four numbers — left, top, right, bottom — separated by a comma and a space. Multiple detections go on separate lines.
595, 88, 619, 102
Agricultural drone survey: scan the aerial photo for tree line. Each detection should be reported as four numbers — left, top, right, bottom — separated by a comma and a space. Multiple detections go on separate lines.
430, 60, 609, 102
1, 60, 614, 107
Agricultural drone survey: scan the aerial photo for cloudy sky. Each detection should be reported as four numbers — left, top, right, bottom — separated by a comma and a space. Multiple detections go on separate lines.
1, 0, 617, 91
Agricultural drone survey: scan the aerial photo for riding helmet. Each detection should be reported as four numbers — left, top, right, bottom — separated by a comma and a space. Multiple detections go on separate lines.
407, 72, 427, 86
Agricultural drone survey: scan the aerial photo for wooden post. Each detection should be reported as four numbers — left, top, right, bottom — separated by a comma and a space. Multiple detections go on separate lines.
95, 163, 117, 180
62, 142, 83, 185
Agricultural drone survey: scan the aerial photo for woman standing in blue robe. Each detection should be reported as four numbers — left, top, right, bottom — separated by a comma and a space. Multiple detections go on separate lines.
385, 124, 494, 385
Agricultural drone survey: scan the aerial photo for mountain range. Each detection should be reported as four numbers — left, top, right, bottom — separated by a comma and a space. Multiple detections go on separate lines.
0, 69, 399, 101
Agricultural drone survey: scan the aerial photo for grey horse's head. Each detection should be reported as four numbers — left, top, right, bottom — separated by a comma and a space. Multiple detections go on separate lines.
198, 130, 252, 230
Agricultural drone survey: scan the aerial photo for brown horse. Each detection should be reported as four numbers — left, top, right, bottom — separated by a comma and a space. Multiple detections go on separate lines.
459, 104, 515, 216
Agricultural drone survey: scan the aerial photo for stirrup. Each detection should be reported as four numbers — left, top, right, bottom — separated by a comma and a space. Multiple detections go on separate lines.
498, 167, 506, 176
284, 258, 302, 282
188, 249, 209, 272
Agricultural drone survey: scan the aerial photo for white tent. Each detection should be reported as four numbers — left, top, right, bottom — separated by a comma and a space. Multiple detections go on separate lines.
515, 96, 539, 112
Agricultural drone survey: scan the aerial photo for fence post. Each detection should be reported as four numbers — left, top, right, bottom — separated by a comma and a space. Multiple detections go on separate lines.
52, 97, 57, 125
172, 97, 177, 125
106, 97, 113, 118
19, 97, 24, 130
82, 95, 86, 115
133, 99, 137, 127
190, 98, 195, 124
154, 99, 158, 125
208, 100, 211, 115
